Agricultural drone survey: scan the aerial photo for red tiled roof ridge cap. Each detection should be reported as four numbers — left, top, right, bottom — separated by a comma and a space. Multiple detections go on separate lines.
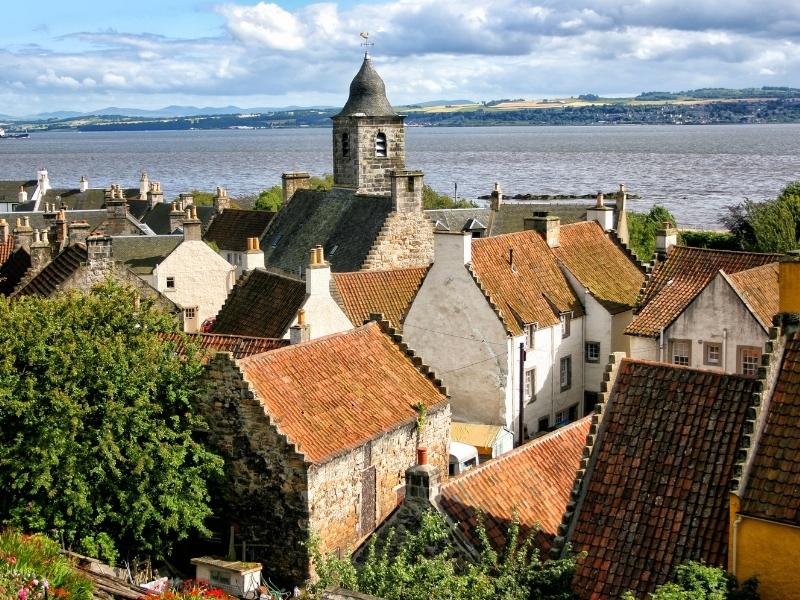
441, 416, 592, 488
621, 356, 759, 379
333, 265, 430, 276
192, 332, 286, 343
671, 245, 781, 259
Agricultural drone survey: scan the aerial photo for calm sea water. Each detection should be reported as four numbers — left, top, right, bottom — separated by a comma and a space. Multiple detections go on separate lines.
1, 124, 799, 227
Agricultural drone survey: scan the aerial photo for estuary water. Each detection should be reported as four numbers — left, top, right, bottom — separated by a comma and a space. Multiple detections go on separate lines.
1, 124, 799, 227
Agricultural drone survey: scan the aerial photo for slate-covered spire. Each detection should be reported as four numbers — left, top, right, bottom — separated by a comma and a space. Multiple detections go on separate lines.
336, 55, 396, 117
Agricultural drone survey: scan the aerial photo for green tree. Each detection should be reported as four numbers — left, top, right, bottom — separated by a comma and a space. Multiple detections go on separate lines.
621, 561, 759, 600
187, 190, 240, 209
627, 205, 678, 261
423, 185, 478, 209
722, 181, 800, 253
308, 510, 578, 600
254, 174, 335, 212
0, 283, 223, 563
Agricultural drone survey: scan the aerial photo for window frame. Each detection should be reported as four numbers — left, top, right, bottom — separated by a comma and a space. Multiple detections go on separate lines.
703, 341, 722, 367
537, 416, 550, 433
669, 338, 691, 366
524, 368, 536, 404
737, 345, 761, 377
555, 404, 578, 427
560, 355, 572, 391
184, 306, 197, 320
585, 341, 601, 363
375, 132, 387, 157
526, 323, 537, 350
165, 276, 175, 289
560, 312, 572, 338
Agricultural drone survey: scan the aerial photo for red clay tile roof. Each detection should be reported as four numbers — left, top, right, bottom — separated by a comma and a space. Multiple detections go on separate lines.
626, 246, 780, 338
726, 262, 779, 331
332, 266, 429, 328
0, 235, 13, 266
15, 244, 87, 298
553, 222, 644, 314
439, 417, 590, 553
569, 359, 757, 599
471, 231, 583, 335
204, 209, 275, 252
237, 322, 448, 464
740, 331, 800, 525
162, 332, 288, 360
212, 268, 306, 338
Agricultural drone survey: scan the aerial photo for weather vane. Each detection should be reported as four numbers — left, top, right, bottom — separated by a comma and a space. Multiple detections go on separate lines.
359, 32, 374, 57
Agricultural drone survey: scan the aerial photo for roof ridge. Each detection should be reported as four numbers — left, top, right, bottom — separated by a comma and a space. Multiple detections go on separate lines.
621, 355, 759, 379
673, 245, 782, 259
332, 264, 430, 277
465, 262, 515, 336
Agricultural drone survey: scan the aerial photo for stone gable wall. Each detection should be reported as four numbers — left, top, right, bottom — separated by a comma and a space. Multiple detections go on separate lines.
333, 116, 405, 195
307, 403, 450, 557
361, 211, 434, 270
198, 354, 312, 585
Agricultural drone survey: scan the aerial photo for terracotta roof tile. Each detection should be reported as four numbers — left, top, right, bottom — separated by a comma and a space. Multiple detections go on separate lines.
569, 359, 757, 599
471, 231, 583, 335
204, 209, 275, 252
726, 262, 780, 330
439, 417, 590, 553
626, 246, 780, 337
162, 332, 288, 361
237, 323, 448, 464
212, 268, 306, 338
741, 332, 800, 525
0, 235, 13, 266
553, 222, 644, 314
15, 244, 87, 298
332, 266, 429, 328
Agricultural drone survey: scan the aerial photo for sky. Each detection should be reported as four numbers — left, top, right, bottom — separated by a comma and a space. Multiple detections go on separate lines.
2, 0, 800, 115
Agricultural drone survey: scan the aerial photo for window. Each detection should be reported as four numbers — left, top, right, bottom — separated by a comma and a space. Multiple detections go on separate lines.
341, 132, 350, 157
184, 307, 196, 319
555, 404, 579, 427
537, 416, 550, 432
166, 276, 175, 289
226, 252, 233, 263
375, 132, 387, 157
235, 253, 243, 266
585, 341, 601, 363
560, 312, 571, 338
584, 391, 599, 416
670, 339, 691, 366
525, 369, 535, 403
704, 342, 722, 366
738, 346, 761, 377
407, 176, 415, 192
560, 356, 572, 391
526, 323, 537, 349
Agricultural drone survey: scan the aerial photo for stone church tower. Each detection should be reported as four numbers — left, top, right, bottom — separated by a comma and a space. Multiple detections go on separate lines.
332, 54, 405, 195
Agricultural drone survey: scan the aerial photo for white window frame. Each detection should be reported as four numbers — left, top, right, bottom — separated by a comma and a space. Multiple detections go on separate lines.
184, 306, 197, 319
560, 355, 572, 391
560, 312, 572, 338
526, 323, 537, 350
670, 339, 691, 366
165, 276, 175, 289
704, 342, 721, 366
525, 368, 535, 403
738, 346, 761, 377
585, 341, 601, 363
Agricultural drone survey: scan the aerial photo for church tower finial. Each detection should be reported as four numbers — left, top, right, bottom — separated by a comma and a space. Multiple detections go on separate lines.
359, 31, 373, 58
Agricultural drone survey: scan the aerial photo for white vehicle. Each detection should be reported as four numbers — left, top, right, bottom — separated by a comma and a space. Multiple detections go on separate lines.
448, 441, 479, 476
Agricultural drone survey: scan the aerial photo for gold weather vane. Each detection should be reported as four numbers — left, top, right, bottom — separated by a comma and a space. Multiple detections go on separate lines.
360, 31, 374, 57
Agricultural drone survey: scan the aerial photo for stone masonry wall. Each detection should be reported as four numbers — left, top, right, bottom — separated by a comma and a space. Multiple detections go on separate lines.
361, 211, 434, 270
306, 404, 450, 558
198, 354, 312, 585
333, 116, 405, 195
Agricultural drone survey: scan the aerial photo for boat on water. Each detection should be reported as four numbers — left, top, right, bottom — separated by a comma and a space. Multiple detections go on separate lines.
0, 128, 30, 139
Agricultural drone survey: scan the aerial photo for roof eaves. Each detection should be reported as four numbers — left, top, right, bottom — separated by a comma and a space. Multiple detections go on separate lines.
718, 270, 771, 333
466, 263, 515, 337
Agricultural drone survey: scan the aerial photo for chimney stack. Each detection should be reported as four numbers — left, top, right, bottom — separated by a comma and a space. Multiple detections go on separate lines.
55, 209, 68, 245
243, 236, 265, 271
29, 229, 51, 273
289, 309, 311, 344
586, 190, 615, 231
0, 219, 8, 244
490, 181, 503, 212
18, 185, 28, 204
405, 460, 439, 502
182, 206, 202, 242
37, 169, 51, 194
306, 244, 331, 296
14, 217, 33, 252
524, 212, 560, 248
86, 235, 113, 272
654, 221, 678, 259
139, 172, 150, 199
779, 250, 800, 316
179, 192, 194, 208
106, 184, 127, 220
79, 175, 88, 193
214, 186, 231, 213
147, 181, 164, 208
615, 184, 629, 246
68, 220, 91, 246
433, 230, 472, 267
169, 201, 185, 233
281, 172, 311, 205
390, 170, 424, 213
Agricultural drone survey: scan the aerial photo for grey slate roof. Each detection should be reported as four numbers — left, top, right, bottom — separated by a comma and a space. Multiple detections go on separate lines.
261, 188, 393, 274
335, 56, 397, 117
15, 244, 88, 298
425, 202, 598, 236
0, 180, 36, 205
141, 202, 217, 235
204, 209, 275, 252
0, 210, 109, 233
111, 235, 182, 274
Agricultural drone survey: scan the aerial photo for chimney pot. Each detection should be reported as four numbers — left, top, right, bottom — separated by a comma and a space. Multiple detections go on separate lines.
417, 447, 428, 465
596, 191, 604, 207
297, 308, 306, 327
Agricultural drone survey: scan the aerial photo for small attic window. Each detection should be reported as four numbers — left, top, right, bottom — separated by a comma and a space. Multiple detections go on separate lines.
329, 244, 339, 256
270, 233, 283, 248
342, 132, 350, 157
375, 132, 387, 157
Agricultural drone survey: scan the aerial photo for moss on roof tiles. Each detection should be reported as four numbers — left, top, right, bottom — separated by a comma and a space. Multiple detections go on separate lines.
111, 235, 182, 274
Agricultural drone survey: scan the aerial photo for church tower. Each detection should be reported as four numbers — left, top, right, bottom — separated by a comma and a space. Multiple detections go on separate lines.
332, 53, 405, 195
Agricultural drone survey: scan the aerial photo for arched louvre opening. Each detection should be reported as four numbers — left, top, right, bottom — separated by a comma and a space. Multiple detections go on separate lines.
375, 132, 387, 157
342, 132, 350, 157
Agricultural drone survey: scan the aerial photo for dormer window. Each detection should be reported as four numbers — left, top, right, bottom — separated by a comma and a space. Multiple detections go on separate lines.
375, 132, 387, 157
342, 132, 350, 157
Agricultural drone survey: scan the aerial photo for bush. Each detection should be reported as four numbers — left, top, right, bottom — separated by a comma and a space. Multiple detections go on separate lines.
722, 181, 800, 253
679, 230, 740, 251
422, 186, 477, 209
0, 528, 93, 600
627, 205, 677, 261
621, 561, 759, 599
307, 510, 578, 600
254, 174, 334, 212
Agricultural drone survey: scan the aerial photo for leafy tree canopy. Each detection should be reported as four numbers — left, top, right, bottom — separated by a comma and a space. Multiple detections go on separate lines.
254, 174, 334, 212
422, 186, 477, 209
308, 510, 578, 600
621, 561, 759, 600
627, 205, 677, 261
186, 190, 240, 209
0, 283, 223, 564
723, 181, 800, 253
